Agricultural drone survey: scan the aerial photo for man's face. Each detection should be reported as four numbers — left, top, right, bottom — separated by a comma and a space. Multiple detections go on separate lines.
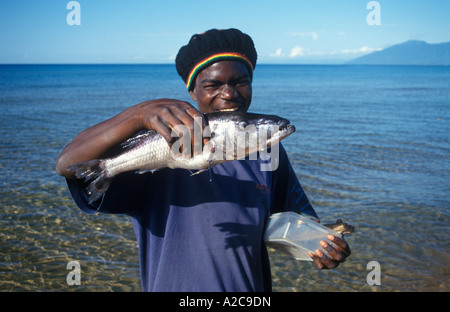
189, 61, 252, 113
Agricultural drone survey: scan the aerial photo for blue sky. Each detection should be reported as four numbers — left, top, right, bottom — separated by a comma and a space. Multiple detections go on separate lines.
1, 0, 449, 64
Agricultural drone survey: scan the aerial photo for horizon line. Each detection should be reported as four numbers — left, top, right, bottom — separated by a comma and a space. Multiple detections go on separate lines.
1, 63, 449, 67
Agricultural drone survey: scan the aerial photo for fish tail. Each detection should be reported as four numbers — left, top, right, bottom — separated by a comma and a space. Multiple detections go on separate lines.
68, 159, 113, 204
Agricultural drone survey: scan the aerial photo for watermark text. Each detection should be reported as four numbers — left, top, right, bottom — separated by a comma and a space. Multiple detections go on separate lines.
367, 1, 381, 25
66, 260, 81, 285
170, 116, 281, 171
67, 1, 81, 26
366, 260, 381, 286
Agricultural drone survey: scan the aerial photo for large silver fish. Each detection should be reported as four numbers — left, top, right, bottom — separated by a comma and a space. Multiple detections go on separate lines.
68, 111, 296, 203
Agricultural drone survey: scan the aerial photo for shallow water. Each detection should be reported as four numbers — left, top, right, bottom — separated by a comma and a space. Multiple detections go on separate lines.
1, 64, 449, 291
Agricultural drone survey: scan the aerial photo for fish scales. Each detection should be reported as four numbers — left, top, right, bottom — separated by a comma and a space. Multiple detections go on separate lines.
105, 133, 175, 176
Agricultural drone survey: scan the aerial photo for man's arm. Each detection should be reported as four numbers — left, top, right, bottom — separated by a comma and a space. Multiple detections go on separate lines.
56, 99, 206, 179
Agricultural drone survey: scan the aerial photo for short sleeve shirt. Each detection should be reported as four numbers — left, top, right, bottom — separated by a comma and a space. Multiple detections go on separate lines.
66, 144, 318, 292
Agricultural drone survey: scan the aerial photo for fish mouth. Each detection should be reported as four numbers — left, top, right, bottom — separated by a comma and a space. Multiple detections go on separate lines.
258, 123, 295, 152
273, 123, 296, 140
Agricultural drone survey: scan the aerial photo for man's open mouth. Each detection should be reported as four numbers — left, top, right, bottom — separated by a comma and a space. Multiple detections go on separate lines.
217, 107, 240, 112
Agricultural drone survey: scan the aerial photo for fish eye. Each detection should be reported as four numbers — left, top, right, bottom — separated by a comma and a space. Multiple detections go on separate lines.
239, 120, 249, 130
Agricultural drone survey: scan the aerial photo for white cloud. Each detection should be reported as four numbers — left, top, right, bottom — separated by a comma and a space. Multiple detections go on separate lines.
340, 46, 382, 54
270, 48, 285, 57
289, 46, 306, 58
266, 45, 383, 61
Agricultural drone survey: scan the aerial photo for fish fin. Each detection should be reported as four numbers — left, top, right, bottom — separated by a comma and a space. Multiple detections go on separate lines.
68, 159, 113, 204
189, 161, 214, 182
190, 169, 208, 176
208, 160, 213, 182
121, 130, 155, 150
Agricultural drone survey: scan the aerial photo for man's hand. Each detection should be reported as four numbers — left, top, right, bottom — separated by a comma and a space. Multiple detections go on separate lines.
308, 234, 351, 269
137, 99, 209, 157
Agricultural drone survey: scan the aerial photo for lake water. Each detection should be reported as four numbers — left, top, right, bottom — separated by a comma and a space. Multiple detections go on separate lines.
0, 64, 449, 291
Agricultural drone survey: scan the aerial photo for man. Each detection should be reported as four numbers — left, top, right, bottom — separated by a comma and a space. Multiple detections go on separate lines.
56, 28, 350, 292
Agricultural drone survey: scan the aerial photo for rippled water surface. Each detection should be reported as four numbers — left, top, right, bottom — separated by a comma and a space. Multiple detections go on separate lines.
1, 64, 449, 291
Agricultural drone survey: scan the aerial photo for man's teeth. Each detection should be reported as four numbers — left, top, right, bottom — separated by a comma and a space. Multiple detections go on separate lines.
219, 108, 238, 112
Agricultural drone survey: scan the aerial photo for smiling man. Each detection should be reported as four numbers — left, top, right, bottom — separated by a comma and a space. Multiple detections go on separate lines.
189, 60, 252, 113
56, 28, 350, 292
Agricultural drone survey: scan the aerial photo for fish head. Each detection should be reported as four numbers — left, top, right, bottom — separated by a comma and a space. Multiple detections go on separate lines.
204, 111, 296, 161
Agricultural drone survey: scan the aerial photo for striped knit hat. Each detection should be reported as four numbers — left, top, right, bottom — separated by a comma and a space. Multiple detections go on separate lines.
176, 28, 257, 91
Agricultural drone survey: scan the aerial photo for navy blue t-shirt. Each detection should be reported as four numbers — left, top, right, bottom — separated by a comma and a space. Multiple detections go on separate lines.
66, 144, 318, 292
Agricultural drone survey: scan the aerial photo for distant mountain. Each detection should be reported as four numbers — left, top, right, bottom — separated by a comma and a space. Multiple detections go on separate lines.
348, 40, 450, 65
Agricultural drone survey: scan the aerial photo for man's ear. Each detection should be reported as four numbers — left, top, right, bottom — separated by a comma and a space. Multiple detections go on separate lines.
189, 89, 197, 102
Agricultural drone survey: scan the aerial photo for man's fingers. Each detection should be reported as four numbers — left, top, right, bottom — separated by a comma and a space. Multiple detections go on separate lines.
142, 101, 210, 158
201, 113, 210, 146
308, 252, 325, 269
184, 106, 210, 150
151, 116, 176, 145
308, 250, 338, 270
169, 105, 206, 157
327, 235, 351, 257
320, 241, 346, 263
308, 239, 350, 270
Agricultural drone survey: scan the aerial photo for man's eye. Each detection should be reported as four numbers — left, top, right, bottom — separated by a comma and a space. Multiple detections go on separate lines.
236, 80, 250, 87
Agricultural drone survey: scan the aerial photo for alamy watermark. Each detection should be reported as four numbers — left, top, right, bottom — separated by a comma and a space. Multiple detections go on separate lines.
67, 1, 81, 26
366, 261, 381, 286
367, 1, 381, 26
67, 2, 381, 27
66, 260, 81, 285
169, 116, 281, 171
65, 259, 381, 287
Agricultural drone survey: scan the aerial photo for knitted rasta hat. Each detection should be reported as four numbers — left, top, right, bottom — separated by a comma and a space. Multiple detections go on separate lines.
175, 28, 257, 91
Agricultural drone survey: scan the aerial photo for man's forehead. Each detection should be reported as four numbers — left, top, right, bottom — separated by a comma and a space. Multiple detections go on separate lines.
197, 61, 251, 80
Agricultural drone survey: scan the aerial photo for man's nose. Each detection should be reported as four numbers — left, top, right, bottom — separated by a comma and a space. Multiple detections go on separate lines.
219, 84, 238, 100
